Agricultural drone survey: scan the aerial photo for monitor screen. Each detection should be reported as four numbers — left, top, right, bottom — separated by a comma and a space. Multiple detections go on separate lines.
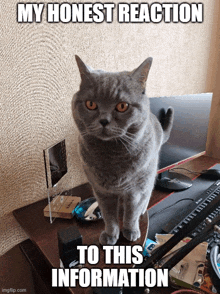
150, 93, 213, 171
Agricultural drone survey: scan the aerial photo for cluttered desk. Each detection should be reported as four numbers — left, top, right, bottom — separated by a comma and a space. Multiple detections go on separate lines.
13, 155, 220, 294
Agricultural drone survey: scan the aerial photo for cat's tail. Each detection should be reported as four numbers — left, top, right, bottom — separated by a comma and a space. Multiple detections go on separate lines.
160, 107, 174, 144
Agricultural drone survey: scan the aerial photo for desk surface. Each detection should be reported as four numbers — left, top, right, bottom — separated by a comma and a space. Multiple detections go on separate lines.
13, 155, 220, 294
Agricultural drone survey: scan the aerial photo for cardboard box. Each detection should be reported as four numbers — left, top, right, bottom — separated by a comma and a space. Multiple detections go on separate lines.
44, 195, 81, 219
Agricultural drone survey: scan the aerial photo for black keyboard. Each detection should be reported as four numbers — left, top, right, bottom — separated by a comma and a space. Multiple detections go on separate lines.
168, 180, 220, 254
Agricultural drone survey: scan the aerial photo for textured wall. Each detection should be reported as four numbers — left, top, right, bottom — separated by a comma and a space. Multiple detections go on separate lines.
0, 0, 217, 255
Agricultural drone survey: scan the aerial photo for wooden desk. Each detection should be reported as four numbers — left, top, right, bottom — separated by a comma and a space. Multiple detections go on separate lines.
13, 155, 220, 294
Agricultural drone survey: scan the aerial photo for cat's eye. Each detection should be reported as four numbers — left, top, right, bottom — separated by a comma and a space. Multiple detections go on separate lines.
115, 102, 129, 112
85, 101, 98, 110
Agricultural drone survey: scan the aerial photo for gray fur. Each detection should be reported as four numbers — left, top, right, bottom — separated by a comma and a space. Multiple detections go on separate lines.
72, 55, 174, 245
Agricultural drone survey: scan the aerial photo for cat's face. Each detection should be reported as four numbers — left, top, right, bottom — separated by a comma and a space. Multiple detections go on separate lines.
72, 56, 152, 141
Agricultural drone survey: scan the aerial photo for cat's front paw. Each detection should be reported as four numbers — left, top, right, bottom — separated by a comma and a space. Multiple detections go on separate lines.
99, 231, 118, 245
122, 228, 141, 242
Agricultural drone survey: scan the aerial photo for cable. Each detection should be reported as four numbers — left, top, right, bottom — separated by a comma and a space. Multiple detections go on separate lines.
210, 245, 220, 279
150, 198, 195, 219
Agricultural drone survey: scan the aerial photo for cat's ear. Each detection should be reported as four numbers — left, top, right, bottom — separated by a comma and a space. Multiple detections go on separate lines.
131, 57, 153, 89
75, 55, 92, 83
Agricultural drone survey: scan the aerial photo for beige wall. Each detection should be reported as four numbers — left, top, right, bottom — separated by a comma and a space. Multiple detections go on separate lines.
0, 0, 218, 255
206, 0, 220, 159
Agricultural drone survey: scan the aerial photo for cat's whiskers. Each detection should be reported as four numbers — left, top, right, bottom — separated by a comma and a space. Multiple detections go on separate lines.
122, 181, 134, 192
121, 135, 138, 150
108, 127, 124, 138
109, 126, 138, 152
118, 138, 131, 154
87, 125, 101, 133
110, 126, 123, 133
125, 131, 138, 139
111, 126, 138, 140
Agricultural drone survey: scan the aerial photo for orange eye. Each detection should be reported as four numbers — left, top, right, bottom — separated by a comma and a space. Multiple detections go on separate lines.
85, 101, 98, 110
116, 102, 129, 112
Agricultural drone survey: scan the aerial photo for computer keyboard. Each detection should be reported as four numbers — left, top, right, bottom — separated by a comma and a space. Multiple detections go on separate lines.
168, 180, 220, 254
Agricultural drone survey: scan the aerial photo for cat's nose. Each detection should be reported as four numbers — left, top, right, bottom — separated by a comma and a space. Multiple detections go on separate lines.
99, 119, 109, 127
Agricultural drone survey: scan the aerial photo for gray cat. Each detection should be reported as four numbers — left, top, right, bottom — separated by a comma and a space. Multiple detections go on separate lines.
72, 55, 174, 245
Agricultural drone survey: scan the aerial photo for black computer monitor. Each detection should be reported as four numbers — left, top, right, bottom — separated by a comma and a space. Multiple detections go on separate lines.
150, 93, 213, 190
